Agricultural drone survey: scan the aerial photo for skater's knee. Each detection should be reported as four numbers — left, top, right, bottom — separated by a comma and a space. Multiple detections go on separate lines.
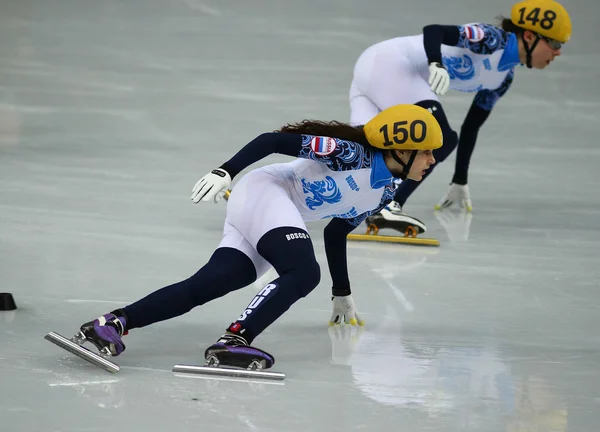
284, 260, 320, 298
186, 247, 258, 306
256, 226, 320, 296
414, 100, 450, 128
435, 130, 458, 163
414, 100, 457, 163
301, 260, 321, 296
195, 248, 256, 283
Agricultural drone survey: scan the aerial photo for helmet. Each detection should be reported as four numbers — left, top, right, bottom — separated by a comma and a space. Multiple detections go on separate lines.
364, 104, 443, 151
511, 0, 572, 43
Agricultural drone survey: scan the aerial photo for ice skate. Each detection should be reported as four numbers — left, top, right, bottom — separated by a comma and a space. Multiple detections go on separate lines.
45, 313, 127, 374
369, 201, 427, 234
203, 333, 274, 370
347, 202, 440, 246
172, 333, 285, 381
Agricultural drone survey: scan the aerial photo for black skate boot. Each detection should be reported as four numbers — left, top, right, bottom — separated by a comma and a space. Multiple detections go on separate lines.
75, 312, 127, 357
365, 201, 427, 235
204, 333, 275, 371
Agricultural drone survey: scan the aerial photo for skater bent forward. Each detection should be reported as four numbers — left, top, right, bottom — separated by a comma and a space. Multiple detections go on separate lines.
73, 104, 443, 371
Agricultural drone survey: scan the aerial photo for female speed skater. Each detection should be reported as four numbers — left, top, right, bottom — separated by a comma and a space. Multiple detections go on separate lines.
348, 0, 572, 234
67, 104, 443, 370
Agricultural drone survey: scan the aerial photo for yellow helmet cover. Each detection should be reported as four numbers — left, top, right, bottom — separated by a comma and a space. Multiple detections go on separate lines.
511, 0, 572, 43
364, 104, 443, 151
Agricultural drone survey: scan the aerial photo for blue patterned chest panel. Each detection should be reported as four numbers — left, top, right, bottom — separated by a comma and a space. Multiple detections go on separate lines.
443, 55, 475, 81
473, 69, 515, 111
343, 184, 396, 227
456, 23, 509, 55
298, 135, 372, 171
301, 176, 343, 209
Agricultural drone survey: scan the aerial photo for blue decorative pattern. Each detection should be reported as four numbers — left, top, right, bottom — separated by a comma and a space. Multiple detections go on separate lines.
301, 176, 343, 209
343, 184, 397, 227
443, 55, 475, 81
298, 135, 372, 171
473, 69, 515, 111
456, 24, 509, 55
322, 207, 359, 219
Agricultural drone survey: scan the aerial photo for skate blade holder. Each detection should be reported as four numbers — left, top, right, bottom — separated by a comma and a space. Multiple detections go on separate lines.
347, 224, 440, 246
44, 331, 120, 374
173, 357, 285, 381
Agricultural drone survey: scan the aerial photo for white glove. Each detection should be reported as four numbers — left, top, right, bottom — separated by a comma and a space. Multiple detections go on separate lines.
191, 168, 231, 203
434, 183, 473, 211
428, 62, 450, 96
329, 294, 365, 326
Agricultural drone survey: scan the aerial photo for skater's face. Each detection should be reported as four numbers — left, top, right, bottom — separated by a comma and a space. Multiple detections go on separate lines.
405, 150, 435, 181
390, 150, 435, 181
522, 30, 562, 69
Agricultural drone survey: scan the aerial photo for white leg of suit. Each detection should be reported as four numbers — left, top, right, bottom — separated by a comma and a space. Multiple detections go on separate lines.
217, 169, 308, 280
349, 39, 439, 125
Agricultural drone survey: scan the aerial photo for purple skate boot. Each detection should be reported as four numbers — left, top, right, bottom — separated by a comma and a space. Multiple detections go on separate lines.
74, 313, 127, 357
204, 333, 275, 371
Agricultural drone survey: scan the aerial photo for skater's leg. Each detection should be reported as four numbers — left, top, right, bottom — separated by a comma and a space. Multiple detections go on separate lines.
350, 41, 437, 126
205, 173, 319, 368
122, 248, 257, 330
350, 45, 457, 210
78, 246, 257, 356
79, 222, 271, 356
205, 226, 319, 369
364, 101, 457, 234
226, 226, 320, 343
122, 223, 270, 330
222, 172, 320, 343
349, 46, 381, 126
350, 92, 381, 126
393, 100, 458, 207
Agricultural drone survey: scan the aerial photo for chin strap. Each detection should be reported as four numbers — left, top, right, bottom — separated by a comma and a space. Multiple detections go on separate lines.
391, 150, 418, 180
522, 33, 541, 69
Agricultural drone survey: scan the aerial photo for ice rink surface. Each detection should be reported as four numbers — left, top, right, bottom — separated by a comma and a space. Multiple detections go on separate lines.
1, 0, 599, 431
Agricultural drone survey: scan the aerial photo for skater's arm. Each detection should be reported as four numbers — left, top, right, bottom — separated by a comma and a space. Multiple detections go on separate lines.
452, 71, 513, 185
219, 133, 304, 179
452, 103, 490, 185
423, 24, 460, 64
423, 23, 510, 62
323, 199, 390, 292
323, 218, 356, 294
219, 133, 368, 178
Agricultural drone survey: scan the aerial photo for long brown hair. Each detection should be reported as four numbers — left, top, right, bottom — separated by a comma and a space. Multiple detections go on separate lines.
497, 15, 525, 36
276, 120, 378, 150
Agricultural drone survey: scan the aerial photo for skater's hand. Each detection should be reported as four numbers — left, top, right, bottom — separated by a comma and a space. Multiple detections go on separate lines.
434, 183, 473, 211
191, 168, 231, 203
428, 62, 450, 96
329, 294, 365, 326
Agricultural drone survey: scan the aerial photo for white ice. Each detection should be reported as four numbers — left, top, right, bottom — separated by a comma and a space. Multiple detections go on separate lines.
1, 0, 600, 431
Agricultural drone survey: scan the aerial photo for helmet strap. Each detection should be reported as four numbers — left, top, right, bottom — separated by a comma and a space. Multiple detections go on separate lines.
522, 33, 541, 69
391, 150, 418, 180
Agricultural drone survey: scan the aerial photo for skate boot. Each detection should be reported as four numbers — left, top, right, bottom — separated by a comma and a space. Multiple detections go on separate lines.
365, 201, 427, 236
204, 333, 275, 371
74, 313, 127, 357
